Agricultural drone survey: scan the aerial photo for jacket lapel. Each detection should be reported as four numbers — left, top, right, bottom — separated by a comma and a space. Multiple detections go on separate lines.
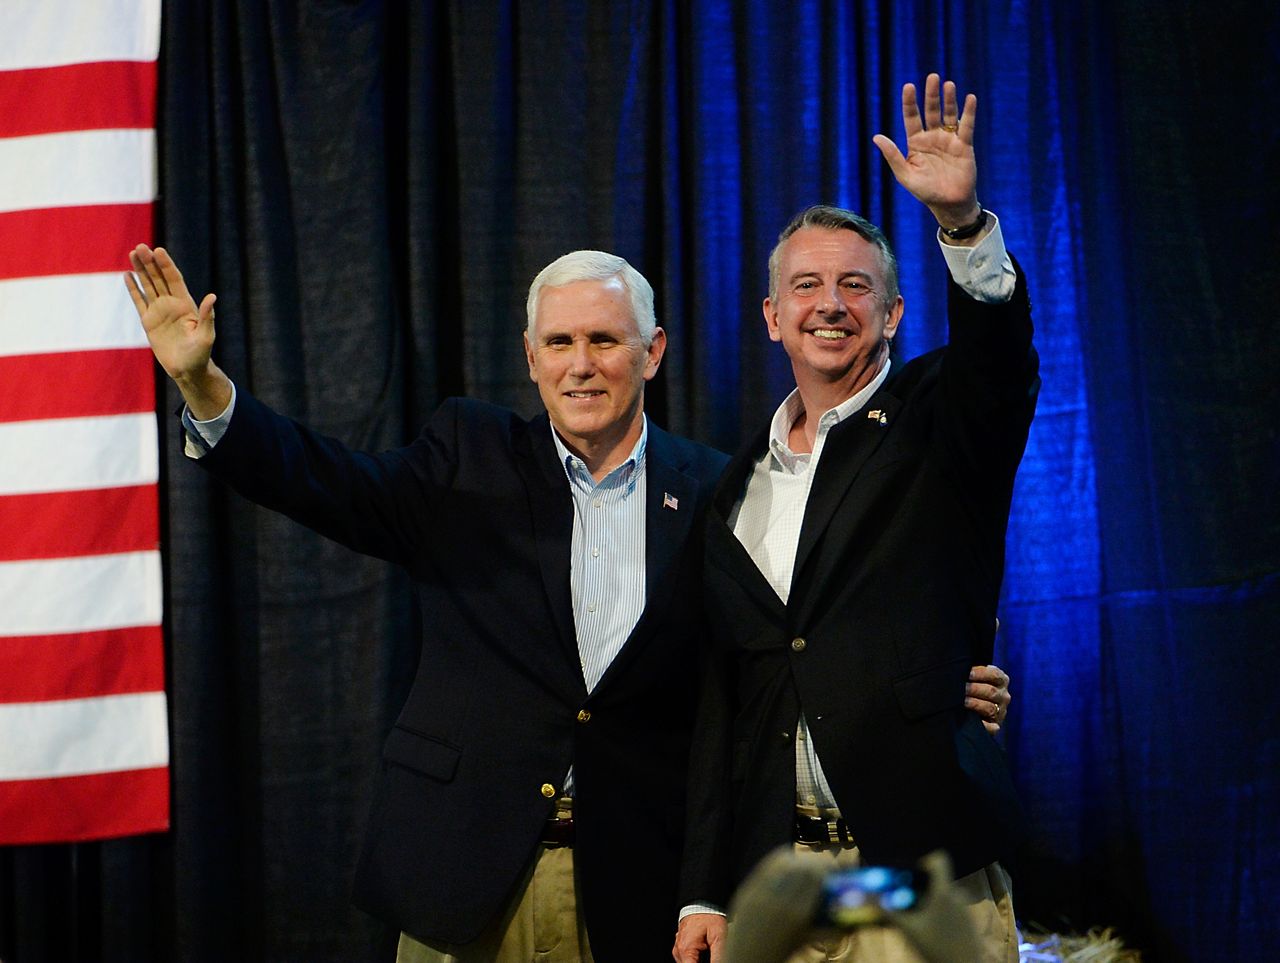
705, 427, 788, 622
641, 425, 696, 606
790, 388, 902, 606
593, 425, 696, 691
512, 414, 581, 671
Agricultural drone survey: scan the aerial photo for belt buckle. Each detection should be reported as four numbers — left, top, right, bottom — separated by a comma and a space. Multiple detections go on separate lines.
540, 793, 576, 845
794, 810, 853, 846
542, 806, 575, 847
794, 812, 827, 844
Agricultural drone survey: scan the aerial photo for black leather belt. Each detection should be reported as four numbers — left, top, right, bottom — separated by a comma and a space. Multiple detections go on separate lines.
541, 817, 574, 847
541, 799, 575, 848
794, 810, 855, 845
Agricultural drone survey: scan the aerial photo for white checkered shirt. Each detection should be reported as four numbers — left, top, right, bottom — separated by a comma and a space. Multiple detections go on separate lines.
728, 371, 891, 809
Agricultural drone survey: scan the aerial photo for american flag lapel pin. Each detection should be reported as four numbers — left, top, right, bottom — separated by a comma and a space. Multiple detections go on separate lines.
867, 409, 888, 425
662, 492, 679, 511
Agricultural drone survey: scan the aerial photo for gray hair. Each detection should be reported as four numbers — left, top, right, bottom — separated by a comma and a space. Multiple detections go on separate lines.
767, 205, 900, 303
525, 250, 657, 343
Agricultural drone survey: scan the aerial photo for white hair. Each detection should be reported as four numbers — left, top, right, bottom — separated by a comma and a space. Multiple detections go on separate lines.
525, 250, 656, 342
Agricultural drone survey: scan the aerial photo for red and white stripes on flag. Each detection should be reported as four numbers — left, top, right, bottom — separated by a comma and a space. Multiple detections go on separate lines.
0, 1, 169, 843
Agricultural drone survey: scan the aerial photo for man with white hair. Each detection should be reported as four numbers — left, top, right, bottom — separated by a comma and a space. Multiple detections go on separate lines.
127, 243, 728, 961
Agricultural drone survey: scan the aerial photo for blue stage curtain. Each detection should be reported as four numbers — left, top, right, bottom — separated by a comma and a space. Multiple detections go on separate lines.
1, 2, 1274, 961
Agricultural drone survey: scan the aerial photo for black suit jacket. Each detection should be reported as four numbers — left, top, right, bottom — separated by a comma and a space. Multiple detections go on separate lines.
682, 266, 1039, 908
196, 392, 728, 960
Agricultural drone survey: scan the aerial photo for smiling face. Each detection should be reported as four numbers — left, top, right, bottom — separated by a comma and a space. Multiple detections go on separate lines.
524, 276, 666, 474
764, 226, 904, 403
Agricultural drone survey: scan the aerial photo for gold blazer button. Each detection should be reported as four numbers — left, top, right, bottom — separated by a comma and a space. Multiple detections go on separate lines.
540, 783, 556, 798
791, 637, 807, 652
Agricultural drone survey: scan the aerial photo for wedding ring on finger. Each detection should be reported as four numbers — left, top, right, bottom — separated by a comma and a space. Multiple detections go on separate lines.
941, 122, 959, 133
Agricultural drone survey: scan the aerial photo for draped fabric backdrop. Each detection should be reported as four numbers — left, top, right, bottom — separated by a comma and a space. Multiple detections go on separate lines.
2, 2, 1276, 962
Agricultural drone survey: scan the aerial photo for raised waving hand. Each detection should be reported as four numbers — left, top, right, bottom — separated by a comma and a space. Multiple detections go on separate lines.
124, 244, 231, 419
873, 73, 983, 234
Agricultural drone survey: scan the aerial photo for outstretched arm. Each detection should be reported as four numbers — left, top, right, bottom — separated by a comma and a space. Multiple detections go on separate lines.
124, 244, 232, 420
872, 73, 988, 244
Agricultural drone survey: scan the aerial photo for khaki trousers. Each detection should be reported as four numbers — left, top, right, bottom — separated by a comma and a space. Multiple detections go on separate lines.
776, 843, 1018, 963
396, 841, 593, 963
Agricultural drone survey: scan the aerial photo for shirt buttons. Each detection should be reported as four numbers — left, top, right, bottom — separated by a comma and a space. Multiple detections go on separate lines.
587, 603, 596, 613
791, 637, 807, 652
591, 547, 600, 558
577, 709, 592, 723
540, 783, 556, 798
592, 498, 602, 508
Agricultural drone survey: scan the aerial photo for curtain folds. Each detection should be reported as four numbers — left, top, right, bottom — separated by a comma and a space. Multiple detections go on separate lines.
1, 2, 1275, 961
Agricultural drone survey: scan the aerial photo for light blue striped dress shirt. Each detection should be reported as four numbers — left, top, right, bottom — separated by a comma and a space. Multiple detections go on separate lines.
550, 420, 648, 694
552, 419, 648, 794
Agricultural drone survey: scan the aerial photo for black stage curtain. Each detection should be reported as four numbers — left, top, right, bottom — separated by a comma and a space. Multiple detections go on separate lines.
1, 2, 1276, 962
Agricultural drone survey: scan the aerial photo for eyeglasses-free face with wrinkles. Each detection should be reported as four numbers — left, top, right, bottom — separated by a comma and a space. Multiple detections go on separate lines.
524, 277, 665, 476
763, 226, 905, 399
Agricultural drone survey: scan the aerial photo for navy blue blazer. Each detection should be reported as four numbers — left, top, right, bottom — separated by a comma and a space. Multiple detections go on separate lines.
196, 392, 728, 960
682, 265, 1040, 908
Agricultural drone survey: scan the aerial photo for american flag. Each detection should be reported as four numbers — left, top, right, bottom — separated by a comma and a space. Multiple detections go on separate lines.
0, 1, 169, 843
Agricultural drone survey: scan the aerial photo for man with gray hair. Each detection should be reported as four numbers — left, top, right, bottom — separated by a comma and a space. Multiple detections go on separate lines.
677, 73, 1036, 962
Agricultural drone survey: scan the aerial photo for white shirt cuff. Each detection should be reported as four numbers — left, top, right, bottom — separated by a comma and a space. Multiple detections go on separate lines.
679, 902, 726, 922
936, 211, 1016, 303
